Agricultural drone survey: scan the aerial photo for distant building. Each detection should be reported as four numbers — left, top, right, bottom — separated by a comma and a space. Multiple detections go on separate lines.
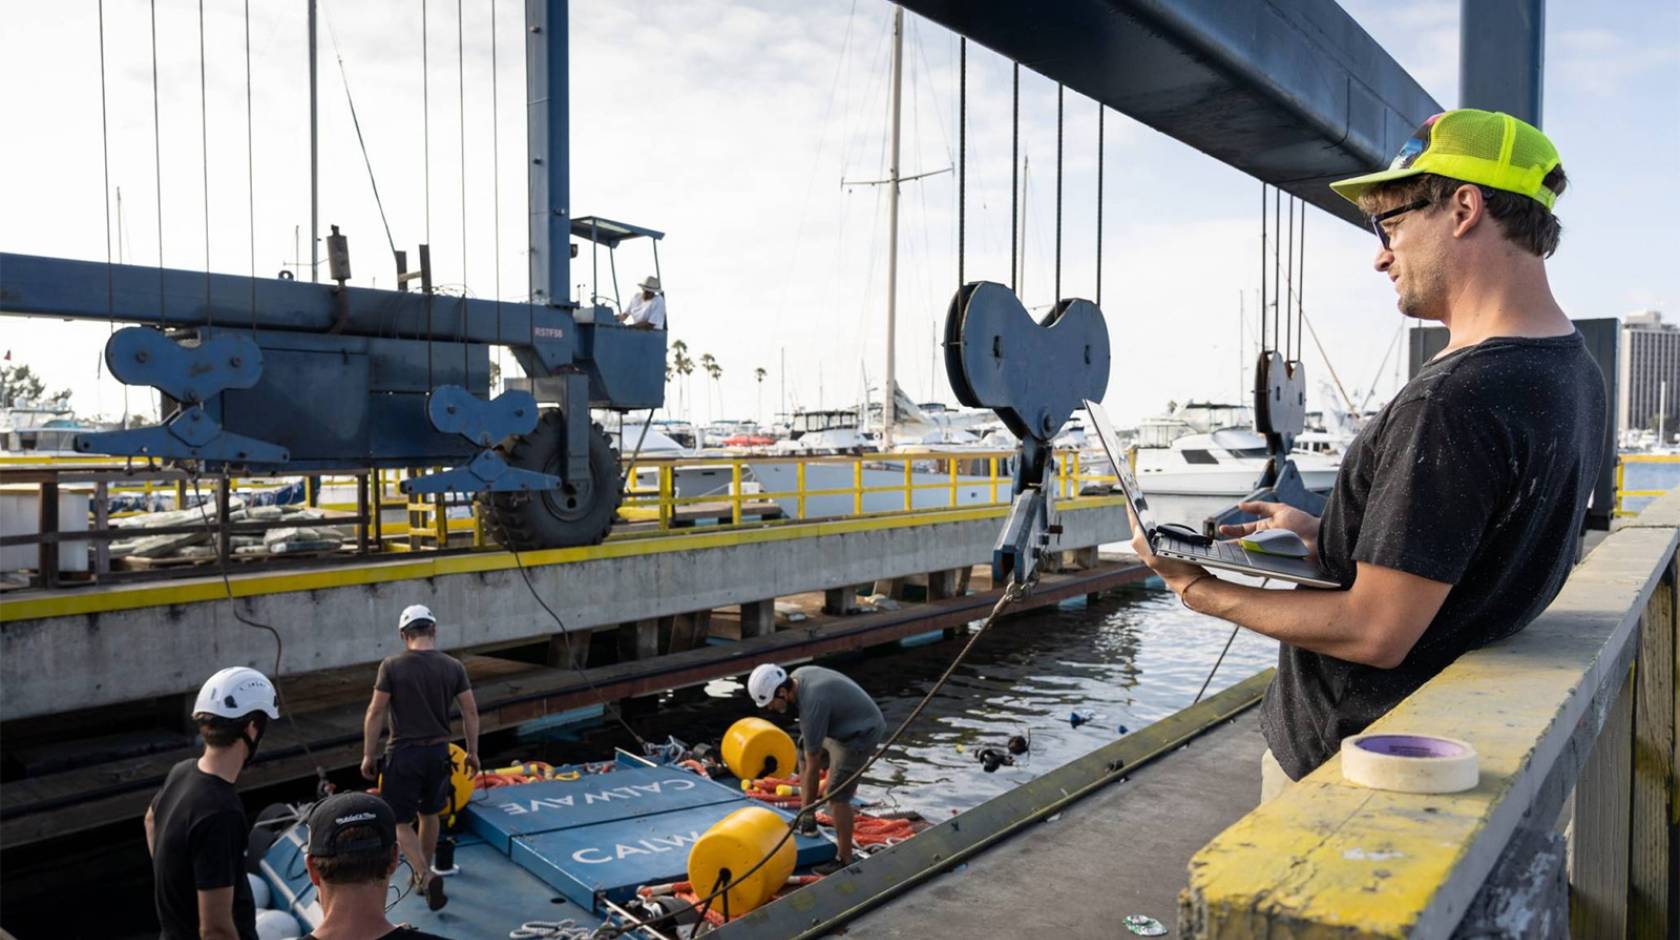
1618, 310, 1680, 434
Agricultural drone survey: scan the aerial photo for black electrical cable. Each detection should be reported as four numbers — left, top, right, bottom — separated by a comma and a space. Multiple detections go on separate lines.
596, 580, 1029, 938
325, 10, 398, 258
1192, 578, 1267, 704
486, 510, 650, 751
184, 474, 325, 784
1193, 627, 1238, 706
620, 410, 656, 500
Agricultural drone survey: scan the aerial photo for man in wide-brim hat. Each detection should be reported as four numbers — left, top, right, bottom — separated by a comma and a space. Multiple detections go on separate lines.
619, 274, 666, 331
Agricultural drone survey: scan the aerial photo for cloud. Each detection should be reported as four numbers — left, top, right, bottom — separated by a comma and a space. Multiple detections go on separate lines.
1554, 27, 1680, 98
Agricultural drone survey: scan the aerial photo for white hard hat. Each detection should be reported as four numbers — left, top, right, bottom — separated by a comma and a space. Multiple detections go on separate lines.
398, 604, 436, 632
193, 666, 280, 720
746, 663, 788, 708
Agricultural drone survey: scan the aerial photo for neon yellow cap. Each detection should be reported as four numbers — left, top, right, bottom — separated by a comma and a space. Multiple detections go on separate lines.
1330, 109, 1562, 211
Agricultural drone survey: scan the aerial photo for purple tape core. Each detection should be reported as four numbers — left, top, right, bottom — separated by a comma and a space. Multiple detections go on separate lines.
1353, 735, 1469, 759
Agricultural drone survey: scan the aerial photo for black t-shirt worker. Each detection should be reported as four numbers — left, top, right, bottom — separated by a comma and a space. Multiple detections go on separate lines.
360, 604, 480, 911
1129, 109, 1604, 799
147, 666, 280, 940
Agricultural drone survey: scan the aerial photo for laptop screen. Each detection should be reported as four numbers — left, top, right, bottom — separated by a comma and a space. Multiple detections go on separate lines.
1083, 399, 1156, 534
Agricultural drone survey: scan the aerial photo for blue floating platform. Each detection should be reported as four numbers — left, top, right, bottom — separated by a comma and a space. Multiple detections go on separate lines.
512, 802, 835, 911
259, 754, 836, 930
468, 764, 744, 851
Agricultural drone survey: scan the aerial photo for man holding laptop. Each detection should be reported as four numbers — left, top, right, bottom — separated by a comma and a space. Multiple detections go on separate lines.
1112, 110, 1604, 799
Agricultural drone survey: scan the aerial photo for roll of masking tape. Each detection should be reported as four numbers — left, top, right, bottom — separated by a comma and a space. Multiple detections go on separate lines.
1340, 733, 1478, 794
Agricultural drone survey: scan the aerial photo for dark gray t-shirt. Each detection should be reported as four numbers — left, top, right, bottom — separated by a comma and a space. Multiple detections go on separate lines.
375, 649, 470, 751
791, 666, 885, 752
1261, 331, 1605, 779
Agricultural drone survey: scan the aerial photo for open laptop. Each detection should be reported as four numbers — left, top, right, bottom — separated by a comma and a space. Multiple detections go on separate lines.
1084, 399, 1339, 588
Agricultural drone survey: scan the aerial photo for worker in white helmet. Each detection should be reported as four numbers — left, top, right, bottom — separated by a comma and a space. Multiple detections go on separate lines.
747, 662, 884, 874
146, 666, 279, 940
359, 604, 479, 912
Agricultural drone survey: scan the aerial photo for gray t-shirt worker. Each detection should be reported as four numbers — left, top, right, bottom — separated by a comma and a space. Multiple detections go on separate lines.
747, 663, 884, 871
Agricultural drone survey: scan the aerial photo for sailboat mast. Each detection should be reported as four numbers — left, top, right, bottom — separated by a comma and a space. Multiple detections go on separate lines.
1018, 154, 1029, 301
883, 5, 904, 446
308, 0, 319, 283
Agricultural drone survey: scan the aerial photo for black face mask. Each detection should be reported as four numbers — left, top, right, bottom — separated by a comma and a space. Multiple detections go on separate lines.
241, 715, 269, 768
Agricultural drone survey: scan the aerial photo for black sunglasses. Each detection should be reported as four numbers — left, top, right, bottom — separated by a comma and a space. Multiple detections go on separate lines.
1368, 198, 1432, 249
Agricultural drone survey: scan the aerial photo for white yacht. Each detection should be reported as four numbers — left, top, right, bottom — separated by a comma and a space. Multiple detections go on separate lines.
1134, 427, 1341, 496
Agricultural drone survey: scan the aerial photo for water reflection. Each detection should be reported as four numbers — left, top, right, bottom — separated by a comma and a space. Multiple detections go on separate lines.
512, 582, 1278, 820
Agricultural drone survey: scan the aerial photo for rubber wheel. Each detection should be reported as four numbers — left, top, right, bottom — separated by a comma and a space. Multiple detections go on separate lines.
483, 410, 622, 549
246, 802, 297, 872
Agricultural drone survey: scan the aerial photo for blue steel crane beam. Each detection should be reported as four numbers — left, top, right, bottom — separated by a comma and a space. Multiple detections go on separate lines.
896, 0, 1444, 227
0, 252, 562, 350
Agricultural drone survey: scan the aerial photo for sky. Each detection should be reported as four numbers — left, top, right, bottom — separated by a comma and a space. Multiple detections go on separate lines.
2, 0, 1677, 429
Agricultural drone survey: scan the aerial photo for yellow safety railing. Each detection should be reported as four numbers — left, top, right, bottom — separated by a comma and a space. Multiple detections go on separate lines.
1614, 453, 1680, 517
0, 447, 1126, 576
617, 448, 1117, 531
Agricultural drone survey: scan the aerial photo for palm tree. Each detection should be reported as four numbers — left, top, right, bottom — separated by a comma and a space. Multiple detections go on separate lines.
754, 367, 767, 425
706, 359, 724, 423
699, 353, 717, 423
670, 340, 694, 420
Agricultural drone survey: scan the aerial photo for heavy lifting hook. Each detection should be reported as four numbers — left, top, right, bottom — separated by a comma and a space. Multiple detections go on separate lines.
943, 282, 1110, 587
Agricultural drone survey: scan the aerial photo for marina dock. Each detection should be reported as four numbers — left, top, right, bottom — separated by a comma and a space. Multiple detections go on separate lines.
0, 464, 1143, 847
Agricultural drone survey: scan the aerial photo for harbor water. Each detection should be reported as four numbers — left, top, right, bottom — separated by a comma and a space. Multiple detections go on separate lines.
515, 579, 1279, 820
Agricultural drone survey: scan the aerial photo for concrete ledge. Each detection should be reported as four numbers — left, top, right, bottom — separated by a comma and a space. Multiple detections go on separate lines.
0, 499, 1131, 720
1182, 490, 1680, 938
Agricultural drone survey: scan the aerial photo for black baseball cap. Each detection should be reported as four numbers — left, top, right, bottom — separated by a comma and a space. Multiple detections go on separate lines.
307, 792, 397, 857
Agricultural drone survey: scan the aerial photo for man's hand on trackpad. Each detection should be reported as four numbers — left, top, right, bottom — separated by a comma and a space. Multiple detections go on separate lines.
1218, 500, 1321, 561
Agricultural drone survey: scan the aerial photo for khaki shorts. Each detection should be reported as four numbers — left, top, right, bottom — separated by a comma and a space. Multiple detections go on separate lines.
1260, 748, 1291, 805
817, 735, 877, 805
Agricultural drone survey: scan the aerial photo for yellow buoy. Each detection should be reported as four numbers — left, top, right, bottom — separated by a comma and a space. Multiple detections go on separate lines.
442, 743, 477, 827
687, 806, 796, 915
720, 717, 796, 781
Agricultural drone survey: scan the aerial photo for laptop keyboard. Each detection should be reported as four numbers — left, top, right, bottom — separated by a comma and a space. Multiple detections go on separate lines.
1162, 537, 1249, 564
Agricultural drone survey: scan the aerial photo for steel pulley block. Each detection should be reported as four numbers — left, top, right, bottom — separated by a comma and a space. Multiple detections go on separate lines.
1254, 351, 1307, 441
103, 326, 264, 404
426, 385, 541, 447
943, 281, 1110, 442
